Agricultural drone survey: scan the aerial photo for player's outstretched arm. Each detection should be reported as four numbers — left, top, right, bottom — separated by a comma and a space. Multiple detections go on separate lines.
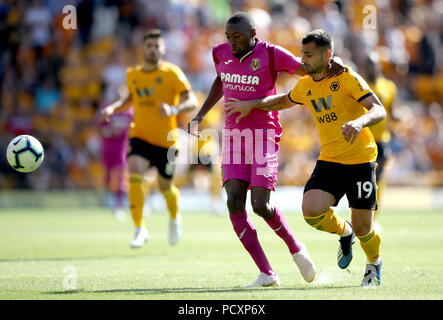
342, 94, 387, 144
159, 90, 198, 118
187, 76, 223, 137
225, 93, 295, 124
178, 90, 198, 114
100, 95, 133, 122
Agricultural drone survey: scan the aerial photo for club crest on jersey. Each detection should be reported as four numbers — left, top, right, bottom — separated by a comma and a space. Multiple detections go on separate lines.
250, 58, 261, 71
330, 81, 340, 91
136, 87, 154, 97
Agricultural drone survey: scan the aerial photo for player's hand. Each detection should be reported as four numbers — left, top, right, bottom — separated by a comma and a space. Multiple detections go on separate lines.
187, 115, 203, 138
100, 106, 114, 123
159, 102, 175, 118
224, 98, 254, 123
342, 120, 363, 144
325, 56, 347, 78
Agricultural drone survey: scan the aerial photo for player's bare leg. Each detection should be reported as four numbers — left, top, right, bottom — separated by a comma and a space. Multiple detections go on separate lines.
302, 189, 354, 269
250, 186, 273, 220
225, 179, 248, 215
302, 189, 336, 219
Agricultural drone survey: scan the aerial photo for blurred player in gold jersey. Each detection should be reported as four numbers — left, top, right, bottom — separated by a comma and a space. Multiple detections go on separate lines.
362, 53, 398, 222
101, 29, 197, 247
225, 30, 386, 286
189, 104, 224, 215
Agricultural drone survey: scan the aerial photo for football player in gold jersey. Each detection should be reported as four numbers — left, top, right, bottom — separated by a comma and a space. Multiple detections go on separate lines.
224, 30, 386, 286
101, 29, 197, 247
363, 53, 398, 222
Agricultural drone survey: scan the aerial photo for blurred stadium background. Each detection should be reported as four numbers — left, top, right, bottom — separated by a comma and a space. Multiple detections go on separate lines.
0, 0, 441, 211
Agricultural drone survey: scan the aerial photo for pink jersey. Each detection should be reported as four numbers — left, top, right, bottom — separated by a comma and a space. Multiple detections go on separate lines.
213, 39, 301, 132
99, 105, 134, 168
214, 39, 301, 190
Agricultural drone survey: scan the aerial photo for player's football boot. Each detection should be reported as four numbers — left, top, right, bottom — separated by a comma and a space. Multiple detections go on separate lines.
130, 227, 149, 248
361, 260, 382, 286
169, 214, 182, 245
337, 221, 355, 269
292, 244, 316, 282
243, 272, 280, 288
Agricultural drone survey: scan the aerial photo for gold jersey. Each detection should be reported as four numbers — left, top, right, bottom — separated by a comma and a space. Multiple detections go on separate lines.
368, 77, 397, 143
126, 62, 192, 148
289, 67, 377, 164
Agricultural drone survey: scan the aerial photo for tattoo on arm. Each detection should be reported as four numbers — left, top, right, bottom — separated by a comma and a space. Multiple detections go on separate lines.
261, 97, 283, 111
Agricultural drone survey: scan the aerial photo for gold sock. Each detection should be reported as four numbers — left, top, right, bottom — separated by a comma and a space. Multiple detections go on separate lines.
162, 186, 180, 220
129, 174, 145, 228
358, 229, 381, 263
304, 208, 346, 235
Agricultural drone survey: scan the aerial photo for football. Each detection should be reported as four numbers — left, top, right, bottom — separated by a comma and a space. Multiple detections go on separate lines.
6, 135, 44, 173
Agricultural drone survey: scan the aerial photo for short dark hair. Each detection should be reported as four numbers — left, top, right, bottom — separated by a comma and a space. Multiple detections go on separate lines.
302, 29, 334, 52
226, 12, 255, 29
143, 29, 162, 41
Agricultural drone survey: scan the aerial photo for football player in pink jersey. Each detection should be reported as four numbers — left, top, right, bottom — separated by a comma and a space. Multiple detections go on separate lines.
99, 86, 134, 221
188, 12, 345, 287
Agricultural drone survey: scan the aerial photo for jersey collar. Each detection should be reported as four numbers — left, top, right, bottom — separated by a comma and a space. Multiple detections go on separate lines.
237, 38, 260, 63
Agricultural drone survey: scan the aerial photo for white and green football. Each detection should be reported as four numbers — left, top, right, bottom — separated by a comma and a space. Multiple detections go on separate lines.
6, 135, 44, 173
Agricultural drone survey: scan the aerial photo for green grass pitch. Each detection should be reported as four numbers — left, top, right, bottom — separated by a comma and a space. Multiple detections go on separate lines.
0, 206, 442, 300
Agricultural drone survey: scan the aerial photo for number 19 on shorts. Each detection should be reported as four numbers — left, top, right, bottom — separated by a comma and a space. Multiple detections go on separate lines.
356, 181, 374, 198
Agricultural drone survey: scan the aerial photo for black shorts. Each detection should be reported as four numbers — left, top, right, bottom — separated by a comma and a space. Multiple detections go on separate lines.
304, 160, 378, 210
127, 137, 178, 179
375, 142, 391, 181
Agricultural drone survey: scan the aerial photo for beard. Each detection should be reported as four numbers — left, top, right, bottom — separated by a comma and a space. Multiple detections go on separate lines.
232, 39, 257, 58
305, 63, 325, 75
143, 53, 159, 64
232, 48, 248, 58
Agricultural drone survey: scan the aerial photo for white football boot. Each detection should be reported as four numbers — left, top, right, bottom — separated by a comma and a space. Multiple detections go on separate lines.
129, 227, 149, 248
169, 214, 182, 245
292, 244, 316, 283
243, 272, 280, 288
